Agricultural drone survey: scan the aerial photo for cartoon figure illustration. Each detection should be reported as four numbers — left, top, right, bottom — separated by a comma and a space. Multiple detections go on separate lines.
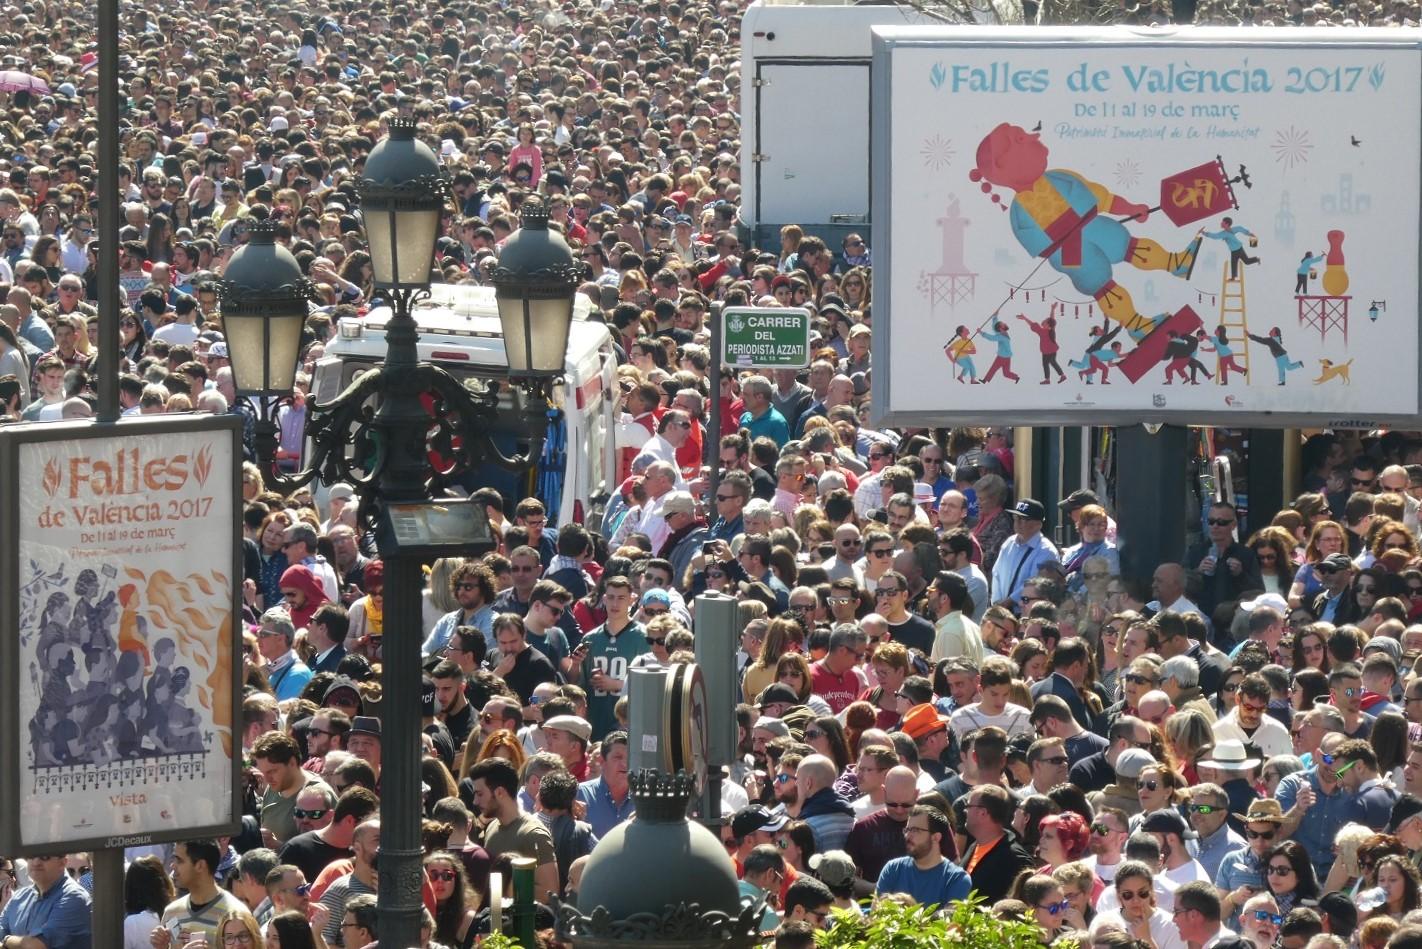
1249, 326, 1305, 385
1068, 321, 1125, 384
970, 124, 1202, 339
1016, 312, 1067, 384
1162, 331, 1209, 385
945, 326, 980, 383
1211, 326, 1248, 384
1295, 250, 1325, 295
980, 321, 1020, 382
1199, 217, 1260, 278
1313, 358, 1354, 385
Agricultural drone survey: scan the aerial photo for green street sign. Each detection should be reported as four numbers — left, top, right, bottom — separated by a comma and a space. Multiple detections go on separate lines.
721, 307, 812, 370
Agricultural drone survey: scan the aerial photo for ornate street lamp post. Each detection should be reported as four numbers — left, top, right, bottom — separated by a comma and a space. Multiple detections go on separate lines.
218, 117, 578, 949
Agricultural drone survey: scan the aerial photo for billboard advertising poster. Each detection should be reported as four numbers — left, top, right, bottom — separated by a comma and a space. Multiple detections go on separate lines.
870, 27, 1422, 428
0, 415, 242, 852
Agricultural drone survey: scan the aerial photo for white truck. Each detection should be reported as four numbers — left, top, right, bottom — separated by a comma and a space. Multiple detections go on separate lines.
311, 284, 619, 531
739, 0, 1022, 252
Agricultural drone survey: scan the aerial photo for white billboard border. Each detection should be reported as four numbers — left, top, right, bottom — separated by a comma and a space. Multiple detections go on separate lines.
869, 26, 1422, 430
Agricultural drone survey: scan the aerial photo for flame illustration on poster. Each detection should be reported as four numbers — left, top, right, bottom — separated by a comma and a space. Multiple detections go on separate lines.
871, 28, 1422, 426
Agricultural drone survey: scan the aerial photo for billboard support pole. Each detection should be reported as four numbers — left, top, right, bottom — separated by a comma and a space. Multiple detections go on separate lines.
92, 848, 124, 945
1116, 424, 1188, 582
707, 302, 723, 504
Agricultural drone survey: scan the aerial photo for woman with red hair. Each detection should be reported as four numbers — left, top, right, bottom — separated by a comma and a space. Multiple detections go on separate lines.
1037, 811, 1092, 872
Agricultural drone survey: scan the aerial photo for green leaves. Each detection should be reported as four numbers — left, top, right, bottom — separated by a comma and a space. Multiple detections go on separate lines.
813, 892, 1044, 949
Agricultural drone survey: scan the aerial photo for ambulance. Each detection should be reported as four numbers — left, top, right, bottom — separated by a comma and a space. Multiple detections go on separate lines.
310, 283, 619, 531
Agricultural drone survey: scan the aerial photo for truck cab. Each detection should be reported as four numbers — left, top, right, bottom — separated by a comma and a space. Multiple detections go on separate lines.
311, 284, 618, 531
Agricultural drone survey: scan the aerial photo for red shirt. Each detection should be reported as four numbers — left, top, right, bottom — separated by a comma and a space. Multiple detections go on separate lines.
811, 660, 862, 714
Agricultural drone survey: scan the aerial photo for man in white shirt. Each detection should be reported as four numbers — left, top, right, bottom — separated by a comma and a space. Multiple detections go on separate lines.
1142, 809, 1211, 908
948, 655, 1033, 739
632, 409, 692, 475
1151, 562, 1204, 617
1212, 672, 1292, 759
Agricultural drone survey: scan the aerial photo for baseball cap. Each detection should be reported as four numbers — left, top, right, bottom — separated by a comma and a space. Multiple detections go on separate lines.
731, 805, 789, 838
1241, 593, 1289, 613
1057, 489, 1100, 511
641, 588, 672, 610
1320, 553, 1354, 571
328, 482, 356, 501
420, 675, 437, 718
1008, 498, 1047, 521
809, 851, 856, 888
1141, 807, 1195, 839
756, 683, 800, 707
207, 341, 229, 359
1389, 793, 1422, 833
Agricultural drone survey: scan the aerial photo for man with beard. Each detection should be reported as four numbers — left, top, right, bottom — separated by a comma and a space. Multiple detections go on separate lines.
302, 709, 349, 773
467, 758, 560, 901
875, 805, 972, 907
1082, 806, 1129, 885
959, 784, 1033, 902
846, 766, 918, 883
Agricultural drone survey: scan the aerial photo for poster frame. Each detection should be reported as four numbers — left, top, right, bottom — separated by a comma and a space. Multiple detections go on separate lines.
0, 414, 243, 853
869, 26, 1422, 430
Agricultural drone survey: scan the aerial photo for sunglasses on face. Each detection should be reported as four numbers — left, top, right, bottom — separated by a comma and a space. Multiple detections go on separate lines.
1140, 779, 1160, 792
1119, 889, 1151, 902
869, 548, 893, 558
1207, 518, 1235, 527
1267, 864, 1296, 876
1246, 829, 1277, 840
1187, 804, 1220, 814
427, 869, 458, 882
1091, 823, 1113, 835
1333, 760, 1359, 780
1038, 900, 1070, 915
1123, 673, 1154, 685
293, 808, 329, 820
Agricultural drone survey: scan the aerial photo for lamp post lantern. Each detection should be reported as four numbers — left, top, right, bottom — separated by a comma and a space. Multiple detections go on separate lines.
218, 117, 574, 949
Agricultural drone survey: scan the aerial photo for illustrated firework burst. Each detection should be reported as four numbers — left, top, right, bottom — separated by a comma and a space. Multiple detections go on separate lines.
921, 134, 954, 171
1114, 158, 1142, 190
1271, 126, 1314, 170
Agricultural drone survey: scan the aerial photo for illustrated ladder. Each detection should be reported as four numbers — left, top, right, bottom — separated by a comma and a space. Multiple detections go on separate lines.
1217, 262, 1250, 383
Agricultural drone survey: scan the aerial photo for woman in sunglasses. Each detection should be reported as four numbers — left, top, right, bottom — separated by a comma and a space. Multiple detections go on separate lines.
1263, 840, 1319, 915
1020, 874, 1075, 942
775, 820, 817, 876
1089, 860, 1185, 949
1133, 764, 1187, 828
803, 716, 851, 777
425, 852, 478, 947
775, 653, 831, 717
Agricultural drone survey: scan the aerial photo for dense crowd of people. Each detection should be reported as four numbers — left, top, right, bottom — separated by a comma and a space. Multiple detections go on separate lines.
5, 0, 1422, 945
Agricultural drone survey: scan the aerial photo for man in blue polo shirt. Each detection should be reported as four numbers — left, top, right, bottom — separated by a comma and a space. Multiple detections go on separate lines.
737, 375, 789, 448
0, 853, 92, 949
